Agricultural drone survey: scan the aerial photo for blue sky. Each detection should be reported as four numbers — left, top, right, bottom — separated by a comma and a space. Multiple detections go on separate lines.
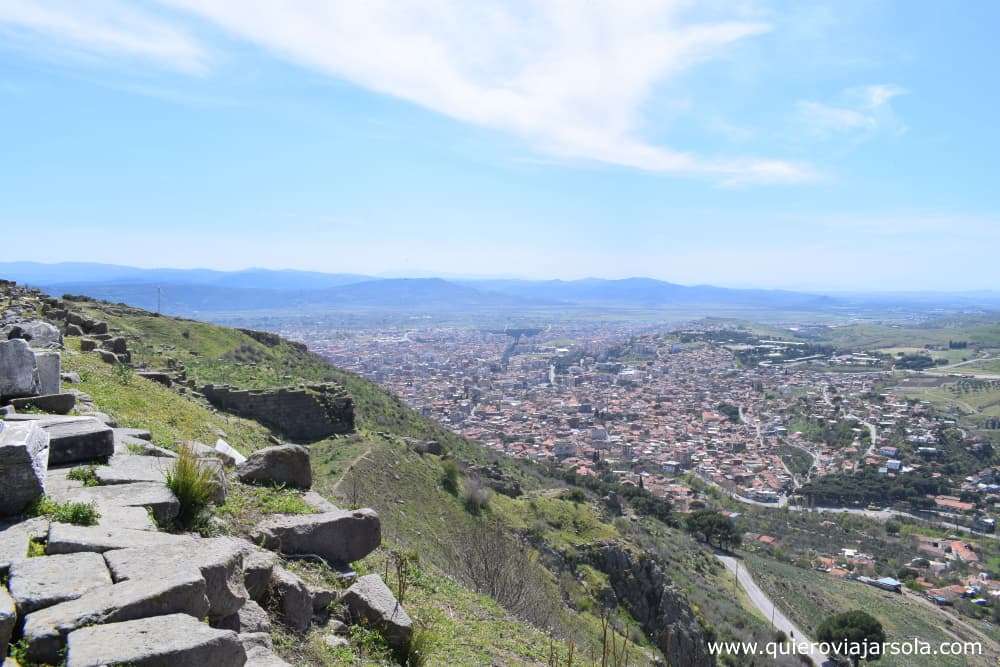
1, 1, 998, 291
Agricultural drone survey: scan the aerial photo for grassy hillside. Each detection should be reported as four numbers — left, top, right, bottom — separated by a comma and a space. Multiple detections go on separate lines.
53, 296, 796, 665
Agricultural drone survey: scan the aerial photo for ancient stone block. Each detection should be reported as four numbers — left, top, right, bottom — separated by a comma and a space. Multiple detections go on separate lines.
237, 444, 311, 489
252, 509, 380, 565
0, 338, 38, 399
32, 350, 60, 396
8, 552, 112, 614
10, 393, 75, 415
341, 574, 412, 650
0, 421, 49, 517
64, 613, 246, 667
104, 537, 247, 620
22, 570, 210, 664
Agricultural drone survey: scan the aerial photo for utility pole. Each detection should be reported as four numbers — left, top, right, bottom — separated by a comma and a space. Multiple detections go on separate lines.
157, 286, 161, 314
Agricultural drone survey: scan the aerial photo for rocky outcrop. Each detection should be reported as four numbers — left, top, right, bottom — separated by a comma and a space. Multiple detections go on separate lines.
237, 328, 307, 352
201, 383, 354, 442
583, 541, 714, 667
467, 462, 523, 497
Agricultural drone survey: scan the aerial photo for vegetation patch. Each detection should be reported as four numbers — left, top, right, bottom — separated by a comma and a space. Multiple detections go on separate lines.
67, 465, 101, 487
28, 497, 100, 526
165, 446, 216, 529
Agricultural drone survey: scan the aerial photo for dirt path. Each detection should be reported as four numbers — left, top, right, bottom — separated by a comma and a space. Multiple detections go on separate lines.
331, 446, 373, 495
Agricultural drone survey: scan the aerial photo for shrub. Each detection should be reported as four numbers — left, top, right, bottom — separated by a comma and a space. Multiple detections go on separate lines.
463, 477, 490, 515
440, 460, 460, 495
166, 446, 216, 528
28, 497, 100, 526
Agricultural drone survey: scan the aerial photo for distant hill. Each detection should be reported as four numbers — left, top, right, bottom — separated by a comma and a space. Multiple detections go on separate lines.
0, 260, 911, 315
0, 262, 371, 290
31, 277, 540, 314
464, 277, 837, 309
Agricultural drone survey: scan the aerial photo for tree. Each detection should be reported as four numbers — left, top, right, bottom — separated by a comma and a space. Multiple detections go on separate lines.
816, 610, 885, 666
684, 510, 741, 551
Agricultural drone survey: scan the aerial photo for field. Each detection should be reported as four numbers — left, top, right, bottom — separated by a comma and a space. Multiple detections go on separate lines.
745, 555, 998, 666
816, 318, 1000, 351
895, 378, 1000, 425
876, 346, 973, 364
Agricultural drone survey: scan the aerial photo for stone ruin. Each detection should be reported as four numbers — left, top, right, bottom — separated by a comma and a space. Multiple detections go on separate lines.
1, 281, 409, 666
201, 383, 355, 442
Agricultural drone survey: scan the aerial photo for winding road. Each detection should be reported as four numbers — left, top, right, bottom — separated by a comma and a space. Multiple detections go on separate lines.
716, 554, 832, 667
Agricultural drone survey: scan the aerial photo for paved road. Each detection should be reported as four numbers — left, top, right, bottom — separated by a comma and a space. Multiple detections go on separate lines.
786, 505, 998, 540
716, 554, 832, 667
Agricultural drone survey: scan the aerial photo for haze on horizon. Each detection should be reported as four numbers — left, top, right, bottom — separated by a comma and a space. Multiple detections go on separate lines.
2, 1, 999, 292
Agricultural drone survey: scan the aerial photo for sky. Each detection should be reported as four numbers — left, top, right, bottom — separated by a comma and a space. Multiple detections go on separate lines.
1, 0, 998, 291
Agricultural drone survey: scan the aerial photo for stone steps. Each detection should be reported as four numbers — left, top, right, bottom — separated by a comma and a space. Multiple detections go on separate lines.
64, 613, 246, 667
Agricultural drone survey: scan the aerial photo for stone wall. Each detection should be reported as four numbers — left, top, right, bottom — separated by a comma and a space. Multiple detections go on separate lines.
201, 383, 354, 442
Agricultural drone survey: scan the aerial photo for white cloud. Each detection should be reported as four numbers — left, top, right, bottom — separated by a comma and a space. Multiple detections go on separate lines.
796, 83, 907, 140
155, 0, 814, 184
0, 0, 208, 73
0, 0, 816, 184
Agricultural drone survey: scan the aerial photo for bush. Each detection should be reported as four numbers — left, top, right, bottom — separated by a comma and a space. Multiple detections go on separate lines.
166, 446, 216, 528
440, 460, 460, 495
67, 465, 100, 487
463, 477, 490, 515
28, 497, 100, 526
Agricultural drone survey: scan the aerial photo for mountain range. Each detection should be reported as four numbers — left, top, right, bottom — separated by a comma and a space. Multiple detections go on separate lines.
2, 261, 997, 315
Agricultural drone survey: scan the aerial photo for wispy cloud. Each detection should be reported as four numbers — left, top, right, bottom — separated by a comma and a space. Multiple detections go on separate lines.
796, 83, 907, 141
159, 0, 816, 185
0, 0, 817, 184
0, 0, 208, 73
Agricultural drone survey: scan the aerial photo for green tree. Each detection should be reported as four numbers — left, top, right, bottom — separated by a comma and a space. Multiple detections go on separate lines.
684, 510, 741, 551
816, 610, 885, 667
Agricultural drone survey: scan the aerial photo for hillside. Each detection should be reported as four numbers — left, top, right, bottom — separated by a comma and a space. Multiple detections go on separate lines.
0, 289, 798, 666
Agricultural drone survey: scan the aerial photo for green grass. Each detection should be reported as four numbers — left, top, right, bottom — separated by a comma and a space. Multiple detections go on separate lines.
62, 338, 272, 453
216, 481, 316, 534
165, 446, 217, 529
73, 300, 342, 389
66, 465, 100, 487
28, 497, 100, 526
492, 491, 619, 555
